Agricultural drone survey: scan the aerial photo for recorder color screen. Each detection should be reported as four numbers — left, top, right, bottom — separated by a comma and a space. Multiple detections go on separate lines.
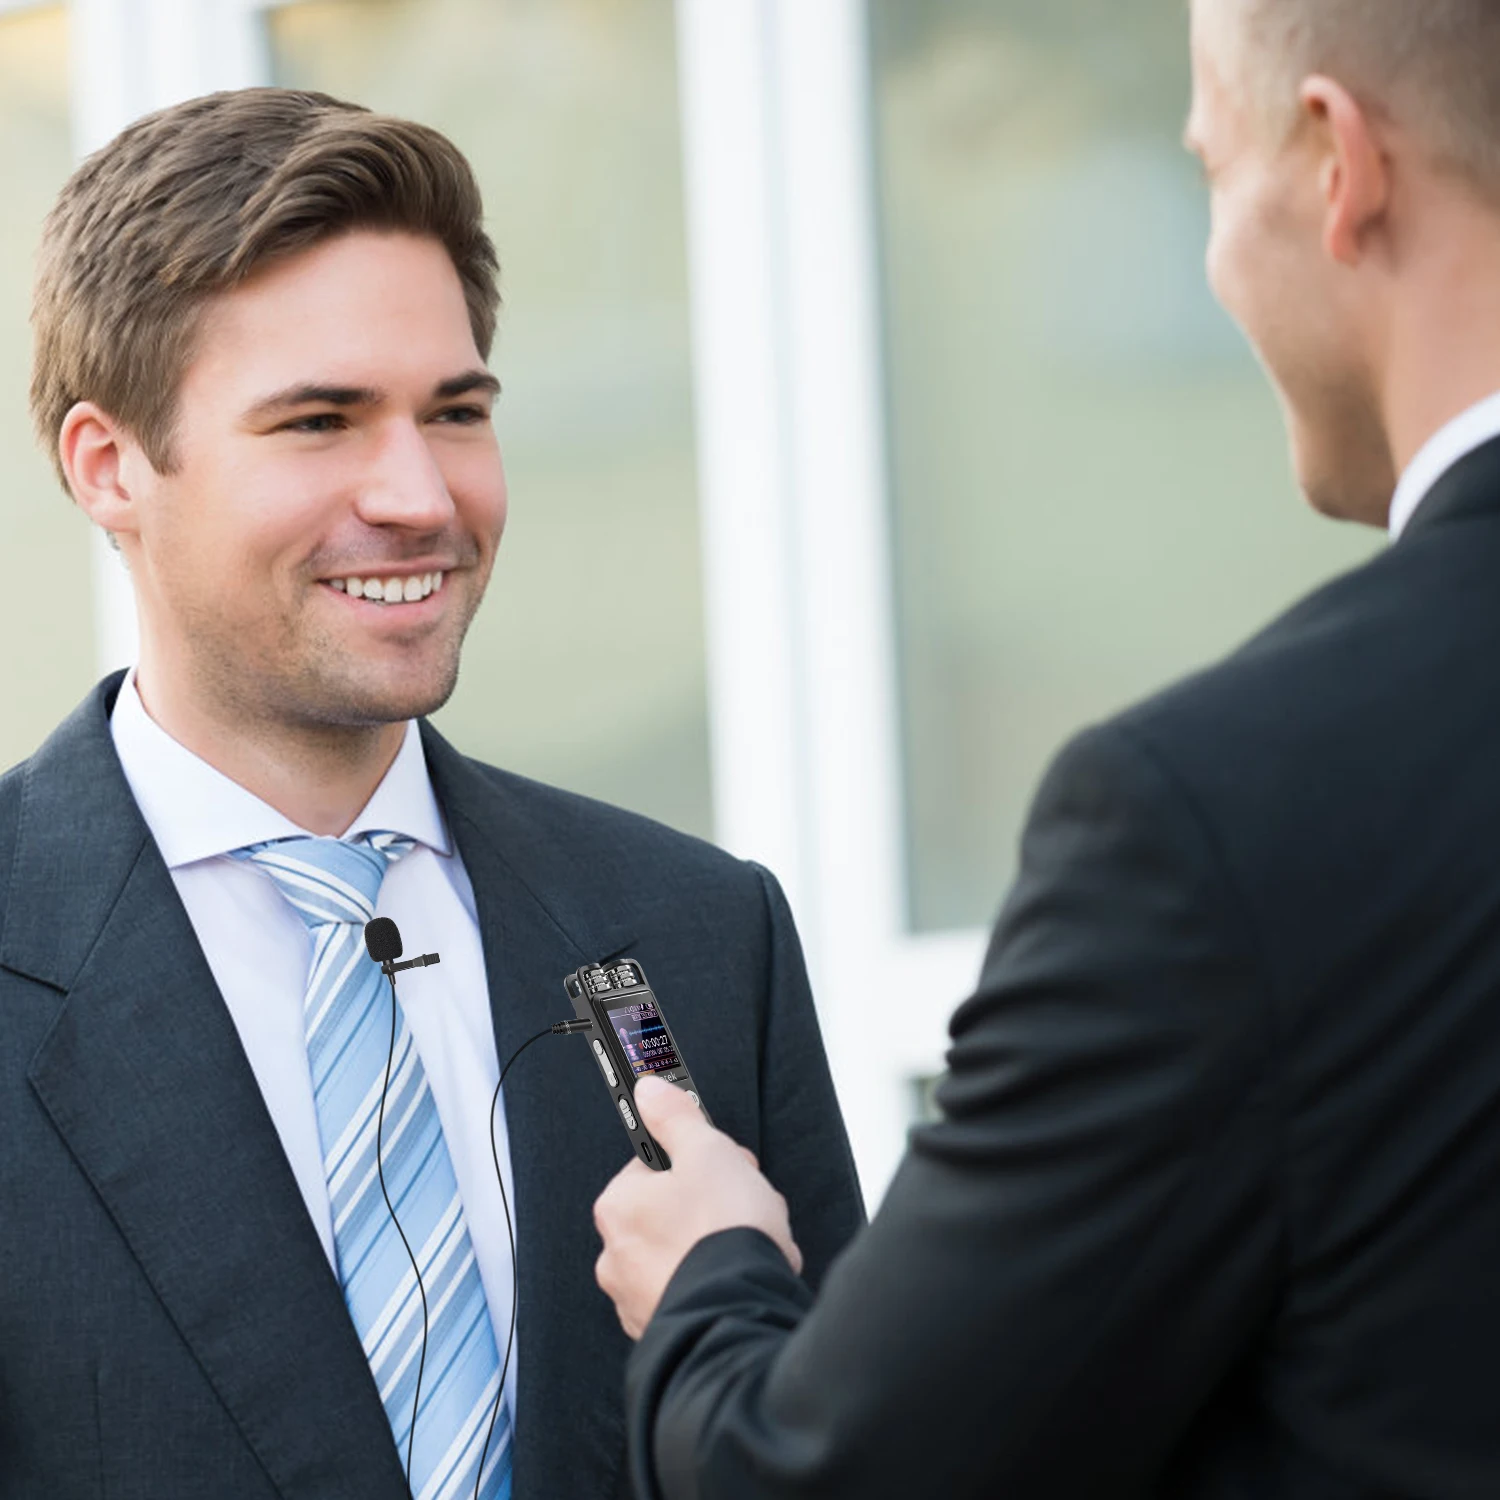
605, 998, 682, 1079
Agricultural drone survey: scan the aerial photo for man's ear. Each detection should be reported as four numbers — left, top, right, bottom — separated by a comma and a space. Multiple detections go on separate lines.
1300, 74, 1391, 267
58, 401, 147, 539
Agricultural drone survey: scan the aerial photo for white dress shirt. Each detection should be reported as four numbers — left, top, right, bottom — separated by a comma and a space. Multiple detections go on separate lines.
1389, 390, 1500, 539
109, 670, 520, 1423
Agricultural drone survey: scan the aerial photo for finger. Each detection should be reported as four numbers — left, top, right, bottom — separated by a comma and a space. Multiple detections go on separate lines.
632, 1074, 712, 1152
592, 1158, 651, 1236
599, 1156, 647, 1200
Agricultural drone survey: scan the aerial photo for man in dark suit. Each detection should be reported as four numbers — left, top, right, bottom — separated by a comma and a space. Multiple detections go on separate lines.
593, 1, 1500, 1495
0, 89, 861, 1497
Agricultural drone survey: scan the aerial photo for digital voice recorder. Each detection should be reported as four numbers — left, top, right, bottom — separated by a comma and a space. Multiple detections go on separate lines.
564, 960, 708, 1170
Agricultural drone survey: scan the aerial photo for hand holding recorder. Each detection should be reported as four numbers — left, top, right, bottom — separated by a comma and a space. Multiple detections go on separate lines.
569, 960, 803, 1338
592, 1075, 804, 1339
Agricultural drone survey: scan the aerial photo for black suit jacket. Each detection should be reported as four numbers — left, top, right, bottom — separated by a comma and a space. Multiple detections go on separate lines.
626, 438, 1500, 1499
0, 672, 863, 1499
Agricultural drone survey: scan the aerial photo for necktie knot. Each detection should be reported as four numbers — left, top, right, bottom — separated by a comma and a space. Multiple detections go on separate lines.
231, 831, 416, 931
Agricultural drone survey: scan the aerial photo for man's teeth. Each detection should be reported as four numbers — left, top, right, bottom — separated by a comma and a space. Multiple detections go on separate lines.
327, 572, 446, 603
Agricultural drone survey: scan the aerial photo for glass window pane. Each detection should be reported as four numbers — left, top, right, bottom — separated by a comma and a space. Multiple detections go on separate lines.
270, 0, 712, 838
869, 0, 1384, 932
0, 5, 95, 773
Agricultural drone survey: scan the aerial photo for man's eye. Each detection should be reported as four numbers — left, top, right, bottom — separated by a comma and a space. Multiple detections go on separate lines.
283, 412, 346, 434
433, 405, 489, 426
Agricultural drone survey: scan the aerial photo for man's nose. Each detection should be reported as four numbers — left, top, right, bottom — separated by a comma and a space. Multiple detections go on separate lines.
355, 418, 455, 529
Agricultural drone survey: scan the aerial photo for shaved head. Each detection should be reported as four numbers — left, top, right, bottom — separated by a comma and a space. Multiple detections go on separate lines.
1223, 0, 1500, 202
1187, 0, 1500, 530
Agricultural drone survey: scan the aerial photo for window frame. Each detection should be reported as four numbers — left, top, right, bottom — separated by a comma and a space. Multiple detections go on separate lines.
676, 0, 983, 1196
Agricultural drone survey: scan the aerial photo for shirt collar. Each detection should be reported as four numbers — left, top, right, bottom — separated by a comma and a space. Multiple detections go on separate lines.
109, 668, 452, 869
1389, 390, 1500, 540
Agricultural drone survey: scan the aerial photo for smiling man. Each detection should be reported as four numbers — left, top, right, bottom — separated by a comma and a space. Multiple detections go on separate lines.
593, 1, 1500, 1496
0, 89, 862, 1499
60, 227, 504, 832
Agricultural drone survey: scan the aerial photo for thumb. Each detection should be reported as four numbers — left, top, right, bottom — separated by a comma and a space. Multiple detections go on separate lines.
632, 1074, 708, 1153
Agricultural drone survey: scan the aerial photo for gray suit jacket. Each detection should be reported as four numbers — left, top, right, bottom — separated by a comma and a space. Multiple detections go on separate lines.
0, 672, 863, 1499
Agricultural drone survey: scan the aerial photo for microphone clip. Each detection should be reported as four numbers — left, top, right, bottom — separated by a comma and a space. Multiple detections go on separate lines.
382, 952, 441, 977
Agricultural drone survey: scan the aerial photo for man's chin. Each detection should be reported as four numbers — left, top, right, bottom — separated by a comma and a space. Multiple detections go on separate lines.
1285, 395, 1396, 528
1299, 472, 1355, 521
1297, 466, 1395, 529
302, 662, 462, 729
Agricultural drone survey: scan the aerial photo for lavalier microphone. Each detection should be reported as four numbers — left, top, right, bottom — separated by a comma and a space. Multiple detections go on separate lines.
364, 915, 440, 975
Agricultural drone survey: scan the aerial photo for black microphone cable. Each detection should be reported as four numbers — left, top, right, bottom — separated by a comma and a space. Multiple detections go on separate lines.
474, 1017, 594, 1500
365, 917, 440, 1495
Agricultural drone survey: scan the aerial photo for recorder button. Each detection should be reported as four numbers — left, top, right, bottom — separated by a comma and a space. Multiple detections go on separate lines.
592, 1040, 619, 1086
618, 1096, 639, 1131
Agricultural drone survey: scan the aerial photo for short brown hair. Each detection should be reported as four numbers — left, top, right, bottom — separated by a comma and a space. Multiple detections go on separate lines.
30, 87, 500, 489
1234, 0, 1500, 199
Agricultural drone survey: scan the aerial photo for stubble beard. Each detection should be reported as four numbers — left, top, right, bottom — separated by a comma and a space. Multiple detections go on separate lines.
185, 585, 475, 739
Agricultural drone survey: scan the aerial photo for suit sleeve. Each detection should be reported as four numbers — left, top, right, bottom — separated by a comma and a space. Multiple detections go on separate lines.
746, 861, 866, 1291
625, 723, 1284, 1500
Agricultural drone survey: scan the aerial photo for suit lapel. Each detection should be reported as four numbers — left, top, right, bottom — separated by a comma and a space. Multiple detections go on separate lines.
9, 676, 408, 1500
422, 725, 639, 1498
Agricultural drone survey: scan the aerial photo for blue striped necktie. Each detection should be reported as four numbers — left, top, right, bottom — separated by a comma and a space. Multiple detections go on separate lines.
233, 832, 513, 1500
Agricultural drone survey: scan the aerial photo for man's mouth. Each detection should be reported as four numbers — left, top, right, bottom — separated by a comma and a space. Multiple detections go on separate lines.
322, 571, 447, 606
